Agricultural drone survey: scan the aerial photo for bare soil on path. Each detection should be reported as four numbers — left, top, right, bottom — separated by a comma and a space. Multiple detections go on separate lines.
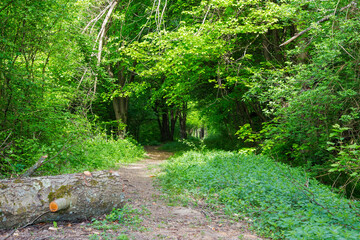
0, 146, 262, 240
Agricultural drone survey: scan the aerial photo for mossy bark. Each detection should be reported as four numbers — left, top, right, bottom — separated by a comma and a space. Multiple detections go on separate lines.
0, 170, 125, 229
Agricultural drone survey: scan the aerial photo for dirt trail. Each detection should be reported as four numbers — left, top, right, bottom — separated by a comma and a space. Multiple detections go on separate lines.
0, 146, 262, 240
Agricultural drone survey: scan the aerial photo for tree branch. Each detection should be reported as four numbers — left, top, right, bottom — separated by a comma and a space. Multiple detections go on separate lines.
82, 3, 112, 34
94, 0, 119, 93
21, 155, 48, 178
280, 1, 357, 47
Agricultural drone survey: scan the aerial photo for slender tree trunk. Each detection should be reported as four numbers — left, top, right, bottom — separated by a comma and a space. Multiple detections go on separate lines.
158, 112, 172, 142
272, 29, 282, 62
200, 127, 205, 139
170, 109, 178, 140
179, 103, 187, 139
262, 35, 271, 61
112, 96, 128, 137
109, 64, 135, 138
154, 100, 177, 142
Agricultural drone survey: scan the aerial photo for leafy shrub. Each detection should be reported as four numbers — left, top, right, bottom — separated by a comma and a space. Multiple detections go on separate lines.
159, 151, 360, 239
37, 135, 145, 175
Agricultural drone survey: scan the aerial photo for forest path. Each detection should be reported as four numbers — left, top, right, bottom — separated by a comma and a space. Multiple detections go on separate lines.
0, 146, 261, 240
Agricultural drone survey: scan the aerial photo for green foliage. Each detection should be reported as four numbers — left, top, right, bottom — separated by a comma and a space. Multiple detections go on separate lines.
245, 0, 360, 173
0, 0, 108, 177
38, 135, 145, 175
89, 233, 129, 240
160, 151, 360, 239
160, 134, 246, 154
1, 0, 359, 215
91, 204, 149, 232
0, 128, 144, 177
159, 141, 192, 153
326, 124, 360, 197
236, 124, 260, 143
202, 134, 243, 151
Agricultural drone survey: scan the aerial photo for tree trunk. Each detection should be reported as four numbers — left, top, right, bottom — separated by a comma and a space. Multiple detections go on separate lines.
154, 99, 178, 142
112, 96, 128, 137
179, 103, 187, 139
170, 109, 178, 140
109, 64, 132, 138
0, 170, 125, 229
158, 112, 172, 142
199, 127, 205, 139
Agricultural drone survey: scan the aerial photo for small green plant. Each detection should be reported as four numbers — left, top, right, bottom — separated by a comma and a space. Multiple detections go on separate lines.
116, 234, 129, 240
236, 124, 261, 143
89, 232, 128, 240
327, 124, 360, 176
91, 204, 149, 232
326, 124, 360, 197
179, 138, 207, 152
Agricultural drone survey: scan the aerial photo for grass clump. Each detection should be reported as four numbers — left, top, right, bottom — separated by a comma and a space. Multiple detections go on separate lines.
159, 151, 360, 239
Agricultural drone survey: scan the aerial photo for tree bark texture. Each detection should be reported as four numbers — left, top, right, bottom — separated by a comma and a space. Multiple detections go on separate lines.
179, 103, 187, 139
108, 64, 131, 138
0, 170, 125, 229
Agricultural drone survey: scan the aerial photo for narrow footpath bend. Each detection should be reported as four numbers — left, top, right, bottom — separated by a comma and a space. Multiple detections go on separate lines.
0, 146, 262, 240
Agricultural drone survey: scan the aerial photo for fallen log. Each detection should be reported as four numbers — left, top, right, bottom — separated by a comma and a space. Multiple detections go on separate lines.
0, 170, 125, 229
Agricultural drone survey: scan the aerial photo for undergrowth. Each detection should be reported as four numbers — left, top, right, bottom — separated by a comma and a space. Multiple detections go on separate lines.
36, 135, 145, 175
159, 151, 360, 239
159, 140, 194, 152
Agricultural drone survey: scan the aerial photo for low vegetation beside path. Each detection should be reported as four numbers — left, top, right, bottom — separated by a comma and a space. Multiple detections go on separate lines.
159, 151, 360, 240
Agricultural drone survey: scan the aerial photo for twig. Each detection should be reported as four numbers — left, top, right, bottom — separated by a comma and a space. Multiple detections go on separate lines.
2, 211, 51, 240
338, 43, 356, 60
195, 5, 211, 36
20, 155, 48, 178
20, 134, 80, 178
279, 1, 357, 47
82, 3, 111, 34
0, 132, 11, 149
132, 0, 157, 42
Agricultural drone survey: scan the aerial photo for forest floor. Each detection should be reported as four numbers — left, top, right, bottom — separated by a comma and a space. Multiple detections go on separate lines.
0, 146, 262, 240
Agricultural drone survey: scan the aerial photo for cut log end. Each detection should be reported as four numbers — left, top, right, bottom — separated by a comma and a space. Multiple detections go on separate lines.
49, 201, 59, 212
49, 198, 71, 212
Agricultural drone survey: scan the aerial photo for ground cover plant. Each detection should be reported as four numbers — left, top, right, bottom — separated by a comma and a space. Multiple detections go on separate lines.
159, 151, 360, 239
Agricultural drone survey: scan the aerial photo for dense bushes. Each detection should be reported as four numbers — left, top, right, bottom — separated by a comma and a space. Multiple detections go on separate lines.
36, 135, 145, 175
242, 0, 360, 191
0, 128, 144, 177
160, 151, 360, 239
